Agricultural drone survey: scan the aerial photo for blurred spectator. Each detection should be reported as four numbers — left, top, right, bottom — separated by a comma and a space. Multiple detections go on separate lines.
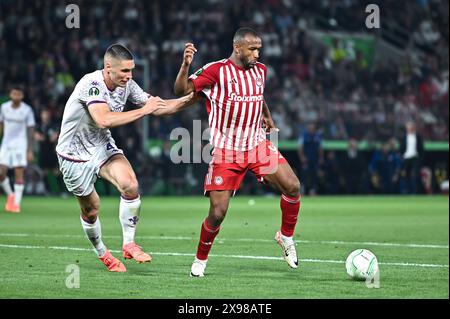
1, 0, 448, 195
319, 150, 342, 194
1, 0, 447, 142
298, 122, 324, 195
342, 138, 367, 194
420, 166, 433, 194
413, 20, 441, 49
272, 107, 293, 139
328, 38, 347, 66
34, 109, 62, 194
399, 121, 424, 194
434, 161, 448, 194
369, 141, 402, 194
419, 74, 439, 108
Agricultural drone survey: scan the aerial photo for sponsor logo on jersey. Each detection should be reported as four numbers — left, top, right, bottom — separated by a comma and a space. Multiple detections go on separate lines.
228, 92, 264, 102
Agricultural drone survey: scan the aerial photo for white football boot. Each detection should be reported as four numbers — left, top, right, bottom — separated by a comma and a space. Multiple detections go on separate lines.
275, 231, 298, 269
190, 258, 207, 277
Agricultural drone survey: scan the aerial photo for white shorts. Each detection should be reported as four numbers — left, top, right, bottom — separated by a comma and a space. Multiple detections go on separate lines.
58, 140, 124, 197
0, 146, 27, 168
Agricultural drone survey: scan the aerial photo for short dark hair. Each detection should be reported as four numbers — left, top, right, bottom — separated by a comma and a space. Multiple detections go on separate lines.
104, 43, 134, 61
10, 84, 24, 92
233, 27, 260, 44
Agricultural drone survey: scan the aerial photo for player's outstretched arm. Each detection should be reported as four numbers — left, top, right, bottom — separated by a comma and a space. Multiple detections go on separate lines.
152, 92, 202, 116
88, 96, 166, 129
174, 43, 197, 97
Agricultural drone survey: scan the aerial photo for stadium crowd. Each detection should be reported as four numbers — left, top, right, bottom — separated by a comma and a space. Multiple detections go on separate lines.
0, 0, 448, 195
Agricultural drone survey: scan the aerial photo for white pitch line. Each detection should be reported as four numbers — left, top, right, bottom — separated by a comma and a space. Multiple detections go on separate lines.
303, 240, 449, 249
0, 244, 44, 249
0, 243, 448, 268
0, 232, 448, 249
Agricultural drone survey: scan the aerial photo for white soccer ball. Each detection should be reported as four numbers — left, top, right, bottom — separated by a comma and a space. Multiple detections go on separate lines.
345, 249, 379, 280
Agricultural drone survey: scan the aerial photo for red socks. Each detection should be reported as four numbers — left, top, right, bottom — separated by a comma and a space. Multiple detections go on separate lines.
280, 194, 301, 237
195, 194, 300, 260
196, 218, 220, 260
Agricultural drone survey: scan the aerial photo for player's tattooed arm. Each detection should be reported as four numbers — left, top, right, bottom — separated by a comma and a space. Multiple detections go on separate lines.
262, 99, 279, 133
174, 43, 197, 96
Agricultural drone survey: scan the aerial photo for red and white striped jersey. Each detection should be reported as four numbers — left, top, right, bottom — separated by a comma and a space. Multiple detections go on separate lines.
189, 58, 267, 151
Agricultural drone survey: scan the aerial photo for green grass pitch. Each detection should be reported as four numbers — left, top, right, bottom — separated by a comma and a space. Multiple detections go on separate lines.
0, 195, 448, 299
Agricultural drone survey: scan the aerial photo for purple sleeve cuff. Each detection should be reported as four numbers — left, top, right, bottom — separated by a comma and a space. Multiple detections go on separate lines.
86, 100, 107, 106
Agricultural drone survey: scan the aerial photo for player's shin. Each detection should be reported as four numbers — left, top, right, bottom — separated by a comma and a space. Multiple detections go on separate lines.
280, 194, 301, 238
80, 215, 107, 257
1, 177, 13, 196
196, 218, 220, 260
119, 194, 141, 245
14, 183, 24, 206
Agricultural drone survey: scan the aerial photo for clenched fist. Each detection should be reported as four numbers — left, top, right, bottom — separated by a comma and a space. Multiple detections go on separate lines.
182, 43, 197, 67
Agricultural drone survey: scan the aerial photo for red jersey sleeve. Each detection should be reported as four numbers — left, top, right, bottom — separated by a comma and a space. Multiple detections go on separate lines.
188, 63, 219, 93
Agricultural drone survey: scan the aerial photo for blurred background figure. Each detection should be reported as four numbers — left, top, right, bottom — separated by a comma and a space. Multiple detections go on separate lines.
342, 138, 367, 194
0, 86, 35, 213
399, 121, 424, 194
319, 150, 342, 194
298, 122, 323, 195
421, 166, 433, 194
440, 179, 449, 195
369, 141, 402, 194
0, 0, 447, 196
34, 109, 62, 195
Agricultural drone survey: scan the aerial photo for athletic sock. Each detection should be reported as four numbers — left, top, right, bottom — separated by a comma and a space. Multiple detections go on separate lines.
280, 194, 301, 237
14, 183, 24, 206
196, 218, 220, 260
1, 177, 13, 196
80, 215, 107, 257
119, 194, 141, 246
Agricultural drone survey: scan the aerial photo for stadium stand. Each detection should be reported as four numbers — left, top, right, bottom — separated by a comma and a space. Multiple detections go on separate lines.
0, 0, 448, 195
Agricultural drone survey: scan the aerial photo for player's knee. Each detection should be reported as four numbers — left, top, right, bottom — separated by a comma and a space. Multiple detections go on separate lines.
284, 177, 301, 197
119, 176, 139, 197
210, 213, 225, 226
82, 205, 100, 223
210, 203, 227, 223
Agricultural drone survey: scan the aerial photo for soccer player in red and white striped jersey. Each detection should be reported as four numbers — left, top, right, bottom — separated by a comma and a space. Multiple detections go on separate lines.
174, 27, 302, 277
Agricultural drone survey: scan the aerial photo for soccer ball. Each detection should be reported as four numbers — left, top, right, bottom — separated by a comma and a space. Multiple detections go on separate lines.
345, 249, 379, 280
